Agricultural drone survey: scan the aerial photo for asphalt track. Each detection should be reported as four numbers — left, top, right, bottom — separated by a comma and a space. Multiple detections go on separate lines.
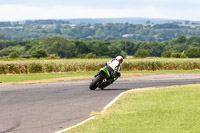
0, 74, 200, 133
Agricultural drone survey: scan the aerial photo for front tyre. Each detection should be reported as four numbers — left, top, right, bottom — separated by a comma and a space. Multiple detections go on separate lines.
89, 75, 103, 90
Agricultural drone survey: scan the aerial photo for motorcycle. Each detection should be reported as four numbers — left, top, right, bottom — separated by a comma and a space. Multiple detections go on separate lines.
89, 66, 120, 90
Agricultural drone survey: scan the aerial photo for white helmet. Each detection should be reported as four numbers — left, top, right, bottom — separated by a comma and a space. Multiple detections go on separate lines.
116, 56, 123, 64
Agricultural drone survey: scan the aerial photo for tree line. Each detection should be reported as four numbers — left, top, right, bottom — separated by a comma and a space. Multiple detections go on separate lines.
0, 36, 200, 58
1, 21, 200, 42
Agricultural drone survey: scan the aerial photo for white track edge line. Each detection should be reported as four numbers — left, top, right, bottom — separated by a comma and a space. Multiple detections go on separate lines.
54, 89, 131, 133
55, 84, 195, 133
54, 87, 162, 133
54, 87, 145, 133
54, 116, 95, 133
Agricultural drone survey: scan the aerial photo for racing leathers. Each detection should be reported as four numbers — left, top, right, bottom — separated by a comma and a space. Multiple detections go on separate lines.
106, 59, 121, 79
98, 59, 121, 88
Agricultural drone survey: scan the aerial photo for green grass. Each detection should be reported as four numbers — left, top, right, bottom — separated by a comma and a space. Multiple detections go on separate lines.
0, 72, 96, 84
65, 84, 200, 133
1, 70, 200, 84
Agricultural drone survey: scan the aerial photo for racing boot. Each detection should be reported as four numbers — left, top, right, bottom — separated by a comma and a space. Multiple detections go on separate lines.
94, 71, 100, 77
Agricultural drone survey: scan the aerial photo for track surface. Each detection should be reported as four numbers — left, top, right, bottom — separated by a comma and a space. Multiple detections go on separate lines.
0, 74, 200, 133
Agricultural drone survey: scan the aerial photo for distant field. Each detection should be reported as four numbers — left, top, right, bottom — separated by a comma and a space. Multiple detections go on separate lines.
0, 58, 107, 64
0, 58, 200, 74
1, 58, 200, 64
1, 58, 200, 84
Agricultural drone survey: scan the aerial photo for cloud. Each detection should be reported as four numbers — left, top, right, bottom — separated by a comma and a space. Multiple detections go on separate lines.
0, 4, 199, 21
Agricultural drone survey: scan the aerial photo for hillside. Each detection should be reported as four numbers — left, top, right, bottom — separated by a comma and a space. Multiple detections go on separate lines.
0, 18, 200, 41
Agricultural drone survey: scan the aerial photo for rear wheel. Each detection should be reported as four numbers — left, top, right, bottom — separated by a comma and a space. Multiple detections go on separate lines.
89, 75, 103, 90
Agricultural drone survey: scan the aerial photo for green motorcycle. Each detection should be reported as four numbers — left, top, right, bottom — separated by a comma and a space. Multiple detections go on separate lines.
89, 66, 120, 90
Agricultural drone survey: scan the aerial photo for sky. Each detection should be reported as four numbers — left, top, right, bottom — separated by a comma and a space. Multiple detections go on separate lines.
0, 0, 200, 21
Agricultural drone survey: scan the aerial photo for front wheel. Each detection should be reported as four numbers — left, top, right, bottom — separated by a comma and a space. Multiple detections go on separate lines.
89, 75, 103, 90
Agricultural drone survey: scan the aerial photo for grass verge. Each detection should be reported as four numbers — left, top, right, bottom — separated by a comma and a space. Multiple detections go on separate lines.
0, 72, 95, 85
64, 84, 200, 133
0, 70, 200, 85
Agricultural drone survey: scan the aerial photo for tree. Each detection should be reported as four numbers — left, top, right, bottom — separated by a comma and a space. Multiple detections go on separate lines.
134, 49, 148, 58
185, 21, 190, 24
55, 28, 62, 34
0, 35, 6, 40
148, 41, 163, 57
75, 41, 91, 55
91, 41, 109, 57
191, 42, 200, 47
172, 44, 188, 53
161, 51, 171, 58
45, 37, 76, 58
107, 44, 121, 58
85, 53, 96, 59
170, 36, 186, 45
176, 36, 186, 43
146, 20, 151, 24
170, 53, 182, 58
31, 49, 47, 58
8, 52, 19, 58
0, 48, 15, 56
185, 47, 200, 58
186, 36, 200, 45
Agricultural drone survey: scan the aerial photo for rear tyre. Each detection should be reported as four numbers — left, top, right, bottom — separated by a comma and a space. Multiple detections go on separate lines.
89, 75, 103, 90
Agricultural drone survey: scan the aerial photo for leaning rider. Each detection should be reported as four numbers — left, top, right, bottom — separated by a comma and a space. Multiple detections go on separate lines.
99, 55, 123, 88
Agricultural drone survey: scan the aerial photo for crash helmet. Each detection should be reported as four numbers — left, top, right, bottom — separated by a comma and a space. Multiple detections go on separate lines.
116, 56, 123, 64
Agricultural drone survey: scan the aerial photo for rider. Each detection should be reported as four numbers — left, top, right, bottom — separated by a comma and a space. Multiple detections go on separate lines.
99, 55, 123, 88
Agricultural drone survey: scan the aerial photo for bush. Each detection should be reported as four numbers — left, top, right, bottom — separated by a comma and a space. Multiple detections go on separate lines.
170, 52, 186, 58
186, 47, 200, 58
180, 53, 187, 58
8, 52, 19, 58
31, 49, 48, 58
77, 54, 86, 58
47, 55, 59, 59
85, 53, 96, 59
134, 49, 148, 58
161, 51, 171, 58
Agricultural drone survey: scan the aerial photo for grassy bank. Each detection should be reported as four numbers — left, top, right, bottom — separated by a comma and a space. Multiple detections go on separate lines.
0, 70, 200, 85
65, 84, 200, 133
